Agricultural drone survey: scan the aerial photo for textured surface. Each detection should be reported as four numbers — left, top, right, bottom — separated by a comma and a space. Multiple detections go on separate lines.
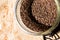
32, 0, 57, 26
0, 0, 43, 40
20, 0, 51, 32
0, 0, 60, 40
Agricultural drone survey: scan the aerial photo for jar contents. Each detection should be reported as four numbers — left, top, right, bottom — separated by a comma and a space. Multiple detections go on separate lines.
20, 0, 57, 32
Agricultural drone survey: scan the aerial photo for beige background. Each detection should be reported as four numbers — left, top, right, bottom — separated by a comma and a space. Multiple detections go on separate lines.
0, 0, 60, 40
0, 0, 43, 40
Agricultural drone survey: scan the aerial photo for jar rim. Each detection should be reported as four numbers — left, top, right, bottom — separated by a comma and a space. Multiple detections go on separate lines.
15, 0, 60, 36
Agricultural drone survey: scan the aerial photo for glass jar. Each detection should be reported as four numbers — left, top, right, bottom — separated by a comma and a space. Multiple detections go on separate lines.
15, 0, 60, 35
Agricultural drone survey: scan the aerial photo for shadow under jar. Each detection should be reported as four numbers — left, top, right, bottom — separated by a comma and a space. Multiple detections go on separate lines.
15, 0, 60, 35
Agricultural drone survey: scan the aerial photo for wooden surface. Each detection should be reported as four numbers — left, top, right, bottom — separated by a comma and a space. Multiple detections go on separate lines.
0, 0, 43, 40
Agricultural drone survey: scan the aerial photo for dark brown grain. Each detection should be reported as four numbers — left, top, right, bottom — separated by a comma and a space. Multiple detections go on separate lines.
20, 0, 57, 32
32, 0, 57, 26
